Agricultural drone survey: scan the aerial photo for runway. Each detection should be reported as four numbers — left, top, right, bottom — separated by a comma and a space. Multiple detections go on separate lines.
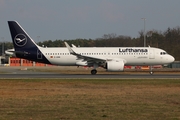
0, 66, 179, 79
0, 73, 179, 79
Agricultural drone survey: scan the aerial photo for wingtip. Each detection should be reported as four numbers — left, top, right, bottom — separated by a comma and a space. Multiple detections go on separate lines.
64, 42, 69, 47
64, 42, 75, 54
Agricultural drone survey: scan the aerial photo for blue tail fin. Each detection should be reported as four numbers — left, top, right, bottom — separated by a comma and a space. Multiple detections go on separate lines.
8, 21, 38, 51
8, 21, 50, 64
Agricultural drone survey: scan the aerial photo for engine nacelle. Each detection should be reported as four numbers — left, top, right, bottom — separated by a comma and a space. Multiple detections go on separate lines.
106, 60, 124, 72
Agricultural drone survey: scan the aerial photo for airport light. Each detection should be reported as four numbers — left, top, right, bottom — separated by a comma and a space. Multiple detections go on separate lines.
1, 37, 4, 56
141, 18, 146, 47
37, 36, 40, 42
37, 36, 40, 45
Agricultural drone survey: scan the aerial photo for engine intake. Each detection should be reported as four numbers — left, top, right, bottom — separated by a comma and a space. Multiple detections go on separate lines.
106, 60, 124, 72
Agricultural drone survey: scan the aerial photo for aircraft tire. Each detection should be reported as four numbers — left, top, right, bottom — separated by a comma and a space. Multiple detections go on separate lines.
91, 69, 97, 75
150, 71, 153, 75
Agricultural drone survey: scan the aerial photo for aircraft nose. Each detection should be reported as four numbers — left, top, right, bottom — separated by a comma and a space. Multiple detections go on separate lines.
169, 55, 175, 63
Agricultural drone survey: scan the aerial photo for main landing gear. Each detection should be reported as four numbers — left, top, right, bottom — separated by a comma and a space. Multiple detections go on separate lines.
91, 63, 98, 75
91, 69, 97, 75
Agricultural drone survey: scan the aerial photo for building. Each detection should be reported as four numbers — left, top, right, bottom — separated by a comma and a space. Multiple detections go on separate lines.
9, 57, 51, 66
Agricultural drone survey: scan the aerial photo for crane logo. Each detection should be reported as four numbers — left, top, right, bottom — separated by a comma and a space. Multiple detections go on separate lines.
14, 34, 27, 47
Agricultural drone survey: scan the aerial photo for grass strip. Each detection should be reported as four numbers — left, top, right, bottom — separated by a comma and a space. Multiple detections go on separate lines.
0, 78, 180, 120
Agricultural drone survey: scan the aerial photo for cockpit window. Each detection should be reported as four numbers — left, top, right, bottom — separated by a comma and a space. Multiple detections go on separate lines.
160, 52, 167, 55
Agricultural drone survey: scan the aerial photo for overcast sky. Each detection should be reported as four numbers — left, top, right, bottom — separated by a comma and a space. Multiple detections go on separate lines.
0, 0, 180, 42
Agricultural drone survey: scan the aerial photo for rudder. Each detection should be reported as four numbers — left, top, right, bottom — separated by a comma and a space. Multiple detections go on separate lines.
8, 21, 37, 51
8, 21, 51, 64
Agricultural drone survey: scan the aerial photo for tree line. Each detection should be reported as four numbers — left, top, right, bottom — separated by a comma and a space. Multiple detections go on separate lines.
1, 26, 180, 60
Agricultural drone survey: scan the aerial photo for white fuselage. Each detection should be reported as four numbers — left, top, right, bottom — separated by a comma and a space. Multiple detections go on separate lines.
7, 21, 175, 74
39, 46, 174, 66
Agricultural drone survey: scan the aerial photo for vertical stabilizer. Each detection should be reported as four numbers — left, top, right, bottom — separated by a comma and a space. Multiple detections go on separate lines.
8, 21, 38, 51
8, 21, 50, 64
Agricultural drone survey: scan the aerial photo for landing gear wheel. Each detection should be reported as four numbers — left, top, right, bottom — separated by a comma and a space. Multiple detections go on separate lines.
150, 71, 153, 75
91, 69, 97, 75
149, 66, 153, 75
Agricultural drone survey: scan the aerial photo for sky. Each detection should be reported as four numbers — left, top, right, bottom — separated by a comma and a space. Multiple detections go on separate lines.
0, 0, 180, 42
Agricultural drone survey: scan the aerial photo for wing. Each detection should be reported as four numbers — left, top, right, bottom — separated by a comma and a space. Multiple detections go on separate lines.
64, 42, 106, 66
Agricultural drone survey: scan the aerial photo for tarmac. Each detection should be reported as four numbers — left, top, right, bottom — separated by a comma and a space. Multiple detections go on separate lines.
0, 66, 180, 79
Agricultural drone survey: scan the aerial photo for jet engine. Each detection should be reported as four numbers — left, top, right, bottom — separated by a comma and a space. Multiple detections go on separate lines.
106, 60, 124, 72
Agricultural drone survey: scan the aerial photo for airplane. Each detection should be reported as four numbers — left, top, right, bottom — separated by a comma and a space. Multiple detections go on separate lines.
5, 48, 15, 56
7, 21, 175, 75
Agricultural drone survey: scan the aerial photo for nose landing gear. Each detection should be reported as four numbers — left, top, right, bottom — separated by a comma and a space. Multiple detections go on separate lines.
149, 66, 153, 75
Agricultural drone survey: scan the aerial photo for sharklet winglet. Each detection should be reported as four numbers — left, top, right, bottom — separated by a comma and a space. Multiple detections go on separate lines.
64, 42, 76, 55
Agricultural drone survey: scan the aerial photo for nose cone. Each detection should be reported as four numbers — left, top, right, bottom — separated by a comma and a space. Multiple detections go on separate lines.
162, 55, 175, 65
168, 55, 175, 63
